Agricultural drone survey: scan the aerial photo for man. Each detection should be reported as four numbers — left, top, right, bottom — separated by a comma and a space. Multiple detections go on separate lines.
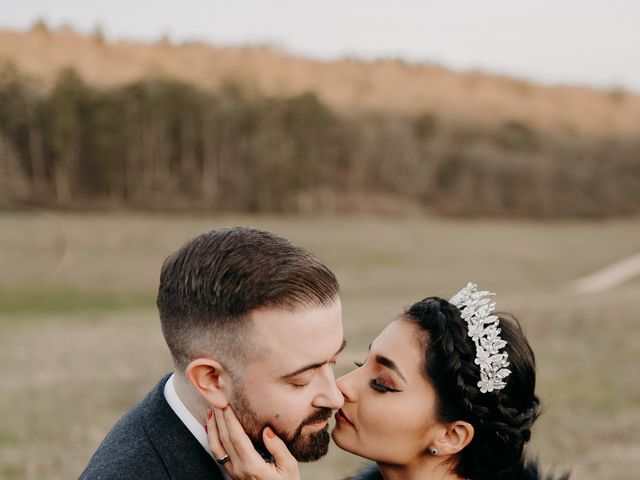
80, 227, 345, 479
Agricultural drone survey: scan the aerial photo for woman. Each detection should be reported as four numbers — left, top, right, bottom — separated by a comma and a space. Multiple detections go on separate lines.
206, 283, 568, 480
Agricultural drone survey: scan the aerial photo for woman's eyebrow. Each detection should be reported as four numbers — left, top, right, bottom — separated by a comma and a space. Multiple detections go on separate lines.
374, 354, 407, 383
367, 343, 407, 383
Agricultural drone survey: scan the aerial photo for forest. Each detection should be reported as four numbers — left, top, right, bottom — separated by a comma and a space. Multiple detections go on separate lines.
1, 61, 639, 217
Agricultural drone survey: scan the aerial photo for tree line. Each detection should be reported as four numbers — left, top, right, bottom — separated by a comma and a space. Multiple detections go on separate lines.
1, 61, 639, 217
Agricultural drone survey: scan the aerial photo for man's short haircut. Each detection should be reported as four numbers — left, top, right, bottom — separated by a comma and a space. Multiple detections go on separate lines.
157, 227, 339, 373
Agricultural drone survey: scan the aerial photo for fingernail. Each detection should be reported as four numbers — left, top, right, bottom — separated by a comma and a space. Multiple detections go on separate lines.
207, 409, 213, 420
265, 427, 275, 439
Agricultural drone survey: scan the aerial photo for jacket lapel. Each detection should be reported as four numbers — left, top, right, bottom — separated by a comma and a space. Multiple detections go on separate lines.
142, 374, 226, 480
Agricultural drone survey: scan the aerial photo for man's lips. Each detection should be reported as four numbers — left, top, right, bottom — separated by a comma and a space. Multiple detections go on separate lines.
303, 410, 332, 428
304, 418, 329, 430
335, 409, 354, 427
303, 410, 332, 425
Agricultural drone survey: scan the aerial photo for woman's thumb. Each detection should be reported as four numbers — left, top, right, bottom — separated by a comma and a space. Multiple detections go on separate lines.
262, 427, 297, 471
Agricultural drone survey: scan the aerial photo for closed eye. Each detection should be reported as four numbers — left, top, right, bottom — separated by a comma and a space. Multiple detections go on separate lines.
289, 381, 309, 389
369, 379, 401, 393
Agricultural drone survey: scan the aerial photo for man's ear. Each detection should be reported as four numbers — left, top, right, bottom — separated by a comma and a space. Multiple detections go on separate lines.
185, 358, 231, 409
432, 421, 474, 457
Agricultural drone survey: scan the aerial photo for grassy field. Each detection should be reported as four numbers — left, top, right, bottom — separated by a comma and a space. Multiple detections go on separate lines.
1, 211, 639, 479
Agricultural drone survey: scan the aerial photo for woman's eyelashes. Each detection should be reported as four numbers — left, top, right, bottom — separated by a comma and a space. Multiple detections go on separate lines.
354, 360, 402, 393
369, 379, 401, 393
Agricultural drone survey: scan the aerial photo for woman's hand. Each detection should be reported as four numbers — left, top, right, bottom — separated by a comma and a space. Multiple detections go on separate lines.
206, 406, 300, 480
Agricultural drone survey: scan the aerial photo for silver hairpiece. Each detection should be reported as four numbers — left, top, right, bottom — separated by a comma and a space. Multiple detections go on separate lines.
449, 282, 511, 393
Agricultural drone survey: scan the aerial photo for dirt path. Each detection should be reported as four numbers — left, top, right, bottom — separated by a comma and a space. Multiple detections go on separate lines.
569, 252, 640, 293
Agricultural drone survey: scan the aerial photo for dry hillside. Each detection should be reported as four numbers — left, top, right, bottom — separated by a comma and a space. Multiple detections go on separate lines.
1, 27, 639, 136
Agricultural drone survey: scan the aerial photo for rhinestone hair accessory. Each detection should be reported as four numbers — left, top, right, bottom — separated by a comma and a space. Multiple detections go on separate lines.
449, 282, 511, 393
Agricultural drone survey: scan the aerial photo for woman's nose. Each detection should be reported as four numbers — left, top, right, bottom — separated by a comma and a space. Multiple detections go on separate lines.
336, 369, 357, 401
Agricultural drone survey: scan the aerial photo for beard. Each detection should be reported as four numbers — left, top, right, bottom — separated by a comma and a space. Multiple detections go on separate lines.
230, 386, 332, 462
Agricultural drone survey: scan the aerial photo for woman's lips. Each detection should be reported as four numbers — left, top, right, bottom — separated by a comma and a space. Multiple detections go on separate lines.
335, 409, 354, 427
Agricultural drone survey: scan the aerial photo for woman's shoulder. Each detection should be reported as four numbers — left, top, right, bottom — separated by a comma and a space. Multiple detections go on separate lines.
345, 463, 383, 480
344, 458, 569, 480
519, 458, 571, 480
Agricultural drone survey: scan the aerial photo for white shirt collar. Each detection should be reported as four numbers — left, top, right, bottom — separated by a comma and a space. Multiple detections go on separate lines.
164, 373, 213, 457
164, 373, 230, 479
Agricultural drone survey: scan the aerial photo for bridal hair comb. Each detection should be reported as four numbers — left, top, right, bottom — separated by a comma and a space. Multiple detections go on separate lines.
449, 282, 511, 393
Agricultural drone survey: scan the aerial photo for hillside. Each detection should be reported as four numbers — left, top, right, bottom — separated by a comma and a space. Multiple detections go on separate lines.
1, 26, 639, 136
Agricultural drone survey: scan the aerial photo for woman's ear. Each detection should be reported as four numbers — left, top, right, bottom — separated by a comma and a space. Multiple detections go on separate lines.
433, 421, 474, 456
185, 358, 230, 409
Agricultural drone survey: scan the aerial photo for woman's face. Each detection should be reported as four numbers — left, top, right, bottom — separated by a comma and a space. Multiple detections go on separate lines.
332, 319, 441, 465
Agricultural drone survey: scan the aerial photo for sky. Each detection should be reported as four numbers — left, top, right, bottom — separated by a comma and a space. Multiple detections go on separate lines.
2, 0, 639, 92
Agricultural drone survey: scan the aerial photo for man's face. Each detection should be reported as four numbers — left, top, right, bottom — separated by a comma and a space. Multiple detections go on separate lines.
229, 297, 344, 462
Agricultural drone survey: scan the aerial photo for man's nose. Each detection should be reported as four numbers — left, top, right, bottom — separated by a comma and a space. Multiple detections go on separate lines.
313, 364, 344, 410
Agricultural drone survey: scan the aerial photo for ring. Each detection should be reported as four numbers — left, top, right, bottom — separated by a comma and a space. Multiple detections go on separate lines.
216, 454, 230, 465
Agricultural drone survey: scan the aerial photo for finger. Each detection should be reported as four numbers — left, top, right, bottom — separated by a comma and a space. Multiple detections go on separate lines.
214, 406, 239, 462
262, 427, 299, 474
206, 409, 228, 463
222, 404, 270, 464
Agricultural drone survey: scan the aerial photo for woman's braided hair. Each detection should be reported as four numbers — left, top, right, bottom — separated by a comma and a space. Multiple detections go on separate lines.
404, 296, 540, 480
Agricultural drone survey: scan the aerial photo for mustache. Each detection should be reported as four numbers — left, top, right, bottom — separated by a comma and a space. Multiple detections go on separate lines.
301, 408, 333, 426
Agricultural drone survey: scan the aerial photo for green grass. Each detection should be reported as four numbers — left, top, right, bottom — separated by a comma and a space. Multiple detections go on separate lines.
0, 288, 155, 315
0, 425, 16, 446
0, 464, 26, 480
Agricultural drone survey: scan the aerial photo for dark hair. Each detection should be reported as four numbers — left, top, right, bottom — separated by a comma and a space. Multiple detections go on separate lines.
404, 296, 546, 480
157, 227, 339, 371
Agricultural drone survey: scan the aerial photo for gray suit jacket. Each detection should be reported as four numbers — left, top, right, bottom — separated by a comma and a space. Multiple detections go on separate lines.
79, 374, 224, 480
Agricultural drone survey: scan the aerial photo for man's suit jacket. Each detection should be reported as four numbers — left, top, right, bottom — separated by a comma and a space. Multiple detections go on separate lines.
79, 374, 224, 480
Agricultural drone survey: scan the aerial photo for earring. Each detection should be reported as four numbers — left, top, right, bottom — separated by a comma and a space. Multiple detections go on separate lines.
430, 448, 438, 456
